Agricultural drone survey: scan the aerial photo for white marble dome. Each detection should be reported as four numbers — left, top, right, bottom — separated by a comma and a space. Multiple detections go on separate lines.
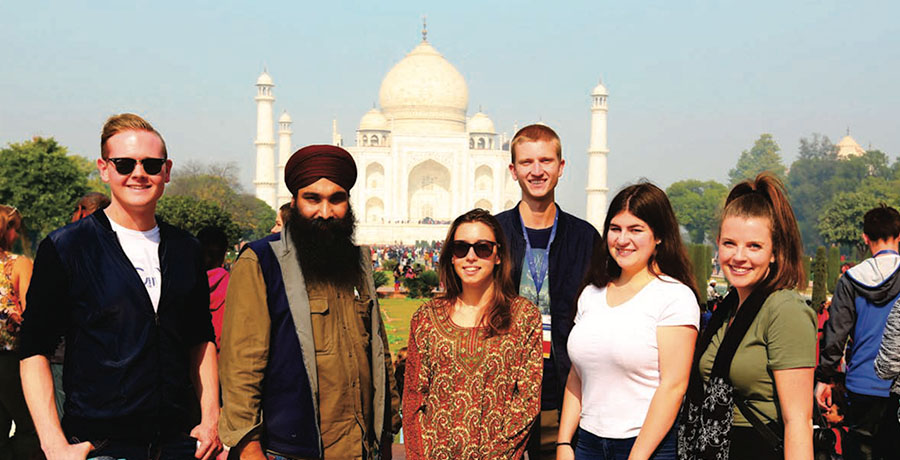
378, 41, 469, 134
468, 112, 495, 134
257, 71, 273, 86
591, 80, 608, 96
359, 107, 389, 131
278, 111, 292, 123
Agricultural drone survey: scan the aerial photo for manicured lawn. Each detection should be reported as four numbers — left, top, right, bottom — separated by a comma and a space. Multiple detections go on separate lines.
379, 297, 427, 357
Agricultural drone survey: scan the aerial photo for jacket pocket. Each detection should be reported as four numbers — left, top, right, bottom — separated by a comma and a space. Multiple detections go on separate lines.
309, 299, 334, 355
354, 296, 373, 345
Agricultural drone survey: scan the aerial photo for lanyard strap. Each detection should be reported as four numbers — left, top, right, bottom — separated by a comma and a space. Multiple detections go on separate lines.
874, 249, 900, 257
519, 209, 558, 300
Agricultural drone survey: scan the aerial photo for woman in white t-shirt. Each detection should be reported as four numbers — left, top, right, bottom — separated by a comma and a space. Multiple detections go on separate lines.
557, 183, 700, 460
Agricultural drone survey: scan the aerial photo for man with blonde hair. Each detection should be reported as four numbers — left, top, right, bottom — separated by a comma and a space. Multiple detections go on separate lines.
495, 124, 599, 458
19, 113, 221, 460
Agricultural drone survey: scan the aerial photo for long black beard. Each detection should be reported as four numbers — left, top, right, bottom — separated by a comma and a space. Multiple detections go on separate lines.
288, 205, 361, 287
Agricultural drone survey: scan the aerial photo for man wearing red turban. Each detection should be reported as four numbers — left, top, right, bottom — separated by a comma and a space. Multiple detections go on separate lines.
220, 145, 401, 460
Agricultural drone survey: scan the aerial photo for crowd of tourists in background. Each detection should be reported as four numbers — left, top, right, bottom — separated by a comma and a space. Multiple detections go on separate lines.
0, 115, 899, 460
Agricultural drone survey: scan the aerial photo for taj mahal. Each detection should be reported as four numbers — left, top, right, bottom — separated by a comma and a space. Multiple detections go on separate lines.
252, 30, 610, 244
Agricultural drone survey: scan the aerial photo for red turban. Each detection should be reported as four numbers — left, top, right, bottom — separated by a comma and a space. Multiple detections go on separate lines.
284, 144, 357, 195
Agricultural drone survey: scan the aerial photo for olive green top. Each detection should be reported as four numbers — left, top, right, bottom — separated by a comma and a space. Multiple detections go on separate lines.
699, 289, 816, 427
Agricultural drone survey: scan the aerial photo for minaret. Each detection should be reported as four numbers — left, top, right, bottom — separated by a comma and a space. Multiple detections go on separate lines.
254, 70, 277, 209
586, 79, 609, 232
332, 119, 343, 146
276, 110, 293, 206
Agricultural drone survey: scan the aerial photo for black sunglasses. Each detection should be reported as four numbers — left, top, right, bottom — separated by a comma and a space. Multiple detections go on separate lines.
451, 240, 498, 259
106, 157, 167, 175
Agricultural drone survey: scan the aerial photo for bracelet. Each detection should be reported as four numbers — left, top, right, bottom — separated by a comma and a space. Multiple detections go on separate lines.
555, 442, 572, 447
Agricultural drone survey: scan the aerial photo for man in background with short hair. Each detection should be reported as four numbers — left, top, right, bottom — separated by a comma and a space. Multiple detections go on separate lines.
71, 192, 110, 223
816, 204, 900, 460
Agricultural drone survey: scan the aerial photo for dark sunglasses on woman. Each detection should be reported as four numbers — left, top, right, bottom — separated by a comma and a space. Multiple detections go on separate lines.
106, 157, 167, 175
451, 240, 498, 259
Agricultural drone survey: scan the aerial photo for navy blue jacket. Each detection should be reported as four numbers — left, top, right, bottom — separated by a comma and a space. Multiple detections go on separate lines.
496, 203, 599, 409
246, 236, 321, 457
18, 211, 214, 443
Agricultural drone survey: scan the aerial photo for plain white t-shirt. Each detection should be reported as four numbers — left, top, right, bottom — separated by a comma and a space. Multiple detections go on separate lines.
568, 275, 699, 438
107, 212, 162, 312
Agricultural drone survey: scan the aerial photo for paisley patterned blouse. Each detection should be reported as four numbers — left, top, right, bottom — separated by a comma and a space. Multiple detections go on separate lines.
0, 251, 23, 351
402, 296, 543, 459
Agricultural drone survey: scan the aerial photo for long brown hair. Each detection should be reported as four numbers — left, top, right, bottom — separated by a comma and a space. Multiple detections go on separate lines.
582, 182, 700, 302
0, 205, 24, 252
437, 208, 518, 337
720, 172, 805, 291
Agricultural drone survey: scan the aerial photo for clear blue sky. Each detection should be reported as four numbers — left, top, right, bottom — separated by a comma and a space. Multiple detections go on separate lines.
2, 0, 897, 217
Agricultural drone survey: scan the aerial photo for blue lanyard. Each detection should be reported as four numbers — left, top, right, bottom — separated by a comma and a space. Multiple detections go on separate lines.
519, 209, 558, 300
874, 249, 900, 257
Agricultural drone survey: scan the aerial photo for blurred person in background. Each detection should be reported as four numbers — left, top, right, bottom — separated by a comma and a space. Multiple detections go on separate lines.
0, 204, 40, 459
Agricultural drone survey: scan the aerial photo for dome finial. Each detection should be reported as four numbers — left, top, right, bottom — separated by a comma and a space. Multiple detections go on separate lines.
847, 126, 851, 136
422, 15, 428, 42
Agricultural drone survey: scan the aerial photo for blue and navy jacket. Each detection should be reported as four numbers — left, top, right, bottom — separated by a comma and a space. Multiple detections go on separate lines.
18, 210, 214, 442
817, 254, 900, 397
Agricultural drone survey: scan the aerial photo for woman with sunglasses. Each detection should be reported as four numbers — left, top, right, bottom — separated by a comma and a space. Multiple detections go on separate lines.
403, 208, 543, 459
558, 183, 700, 460
679, 173, 814, 459
0, 204, 41, 457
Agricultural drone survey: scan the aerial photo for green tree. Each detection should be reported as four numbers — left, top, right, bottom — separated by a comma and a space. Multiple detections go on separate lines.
167, 162, 275, 241
382, 259, 399, 273
0, 137, 88, 239
787, 155, 839, 251
826, 246, 840, 294
70, 154, 109, 194
688, 244, 713, 304
403, 270, 439, 298
156, 195, 240, 243
666, 180, 727, 243
728, 134, 787, 186
817, 179, 900, 257
798, 133, 835, 161
802, 254, 812, 287
859, 150, 892, 179
372, 270, 389, 290
812, 247, 828, 311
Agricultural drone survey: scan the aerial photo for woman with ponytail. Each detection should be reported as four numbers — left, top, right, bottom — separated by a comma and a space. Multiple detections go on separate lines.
678, 173, 815, 460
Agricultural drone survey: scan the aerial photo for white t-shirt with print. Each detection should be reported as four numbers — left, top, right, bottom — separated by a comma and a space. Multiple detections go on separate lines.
567, 276, 699, 438
107, 212, 162, 312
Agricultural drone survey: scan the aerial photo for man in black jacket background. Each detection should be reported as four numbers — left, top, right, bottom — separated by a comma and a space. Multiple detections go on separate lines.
495, 124, 599, 459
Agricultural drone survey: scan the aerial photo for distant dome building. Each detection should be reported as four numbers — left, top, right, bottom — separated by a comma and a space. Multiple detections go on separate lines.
253, 30, 610, 242
835, 132, 866, 159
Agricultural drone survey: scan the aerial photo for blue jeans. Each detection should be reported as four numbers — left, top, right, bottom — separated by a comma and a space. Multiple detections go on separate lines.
86, 435, 196, 460
574, 426, 677, 460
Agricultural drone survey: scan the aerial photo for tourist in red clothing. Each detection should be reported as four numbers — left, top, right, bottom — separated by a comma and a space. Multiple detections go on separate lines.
198, 226, 230, 351
403, 208, 543, 459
